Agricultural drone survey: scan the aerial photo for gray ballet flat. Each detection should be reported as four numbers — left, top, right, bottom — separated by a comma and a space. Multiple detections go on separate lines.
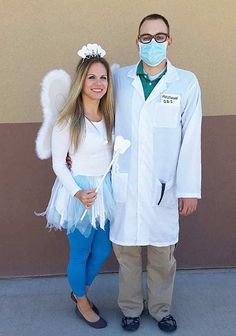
75, 305, 107, 329
70, 291, 99, 315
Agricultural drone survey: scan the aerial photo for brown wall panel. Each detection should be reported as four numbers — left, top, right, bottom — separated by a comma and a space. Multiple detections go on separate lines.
0, 122, 117, 278
0, 116, 235, 278
176, 116, 236, 268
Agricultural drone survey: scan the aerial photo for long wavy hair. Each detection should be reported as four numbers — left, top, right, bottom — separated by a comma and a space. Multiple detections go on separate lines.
57, 57, 114, 151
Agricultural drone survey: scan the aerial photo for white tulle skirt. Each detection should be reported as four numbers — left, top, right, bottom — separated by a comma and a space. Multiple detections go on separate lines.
36, 173, 115, 237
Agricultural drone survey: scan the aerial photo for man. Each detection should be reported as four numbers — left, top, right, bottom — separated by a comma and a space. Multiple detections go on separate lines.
111, 13, 202, 332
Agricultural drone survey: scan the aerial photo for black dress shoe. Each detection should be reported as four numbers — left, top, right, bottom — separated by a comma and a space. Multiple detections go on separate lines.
75, 305, 107, 329
122, 316, 140, 331
158, 314, 177, 333
70, 291, 99, 315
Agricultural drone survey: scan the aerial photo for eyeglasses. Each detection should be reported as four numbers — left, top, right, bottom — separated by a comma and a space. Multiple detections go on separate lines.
138, 33, 169, 44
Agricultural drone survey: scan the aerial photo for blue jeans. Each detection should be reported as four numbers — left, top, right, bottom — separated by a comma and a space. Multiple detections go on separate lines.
67, 222, 111, 296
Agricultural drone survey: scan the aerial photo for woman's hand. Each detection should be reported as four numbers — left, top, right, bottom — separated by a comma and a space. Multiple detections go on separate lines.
66, 153, 72, 169
75, 189, 97, 208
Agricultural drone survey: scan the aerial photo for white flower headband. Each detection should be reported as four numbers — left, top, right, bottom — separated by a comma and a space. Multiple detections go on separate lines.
77, 43, 106, 59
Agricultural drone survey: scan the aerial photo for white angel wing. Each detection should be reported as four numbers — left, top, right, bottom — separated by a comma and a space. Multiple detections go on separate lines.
35, 69, 71, 159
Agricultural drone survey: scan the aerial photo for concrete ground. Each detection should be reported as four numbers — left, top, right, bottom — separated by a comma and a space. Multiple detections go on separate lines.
0, 269, 235, 336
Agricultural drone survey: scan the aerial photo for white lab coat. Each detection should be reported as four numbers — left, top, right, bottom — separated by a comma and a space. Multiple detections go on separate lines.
110, 60, 202, 246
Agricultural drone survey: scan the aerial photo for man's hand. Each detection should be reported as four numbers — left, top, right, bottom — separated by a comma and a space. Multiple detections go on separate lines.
75, 190, 97, 208
66, 153, 72, 169
178, 198, 198, 216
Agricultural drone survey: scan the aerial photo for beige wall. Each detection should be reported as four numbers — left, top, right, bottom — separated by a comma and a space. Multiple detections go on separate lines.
1, 0, 236, 123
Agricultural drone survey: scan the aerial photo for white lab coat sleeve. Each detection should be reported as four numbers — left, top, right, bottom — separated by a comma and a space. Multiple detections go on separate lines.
51, 122, 81, 196
176, 79, 202, 198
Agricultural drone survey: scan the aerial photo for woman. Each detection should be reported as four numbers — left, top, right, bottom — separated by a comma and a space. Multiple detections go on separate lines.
41, 44, 114, 328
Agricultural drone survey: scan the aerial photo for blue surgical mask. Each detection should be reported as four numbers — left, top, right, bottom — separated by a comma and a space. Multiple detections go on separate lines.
139, 40, 168, 67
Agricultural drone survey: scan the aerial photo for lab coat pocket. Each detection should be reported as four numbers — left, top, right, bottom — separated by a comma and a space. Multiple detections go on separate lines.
153, 178, 177, 208
112, 172, 128, 203
154, 104, 179, 128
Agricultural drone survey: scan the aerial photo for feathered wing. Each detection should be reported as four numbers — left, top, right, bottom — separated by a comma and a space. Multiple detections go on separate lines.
35, 69, 71, 159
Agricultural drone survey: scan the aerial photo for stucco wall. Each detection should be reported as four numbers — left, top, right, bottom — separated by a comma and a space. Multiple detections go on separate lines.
1, 0, 236, 277
1, 0, 235, 123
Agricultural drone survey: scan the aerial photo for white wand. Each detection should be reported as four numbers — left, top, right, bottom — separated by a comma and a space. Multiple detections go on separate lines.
80, 136, 131, 221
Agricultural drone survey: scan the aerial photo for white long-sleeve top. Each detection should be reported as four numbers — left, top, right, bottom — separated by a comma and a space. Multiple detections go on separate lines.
51, 118, 112, 196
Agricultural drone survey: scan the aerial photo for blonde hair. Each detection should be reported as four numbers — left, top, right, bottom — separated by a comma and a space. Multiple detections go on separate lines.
57, 57, 114, 151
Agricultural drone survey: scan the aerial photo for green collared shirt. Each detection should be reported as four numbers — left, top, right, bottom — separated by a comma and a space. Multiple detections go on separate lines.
136, 61, 167, 100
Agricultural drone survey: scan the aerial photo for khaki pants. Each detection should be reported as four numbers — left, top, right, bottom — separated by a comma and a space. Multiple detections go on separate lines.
113, 243, 176, 321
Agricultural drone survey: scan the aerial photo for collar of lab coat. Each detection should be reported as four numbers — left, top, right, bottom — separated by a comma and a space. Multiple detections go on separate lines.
127, 59, 179, 102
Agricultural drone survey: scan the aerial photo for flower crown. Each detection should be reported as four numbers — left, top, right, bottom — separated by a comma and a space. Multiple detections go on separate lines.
77, 43, 106, 59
